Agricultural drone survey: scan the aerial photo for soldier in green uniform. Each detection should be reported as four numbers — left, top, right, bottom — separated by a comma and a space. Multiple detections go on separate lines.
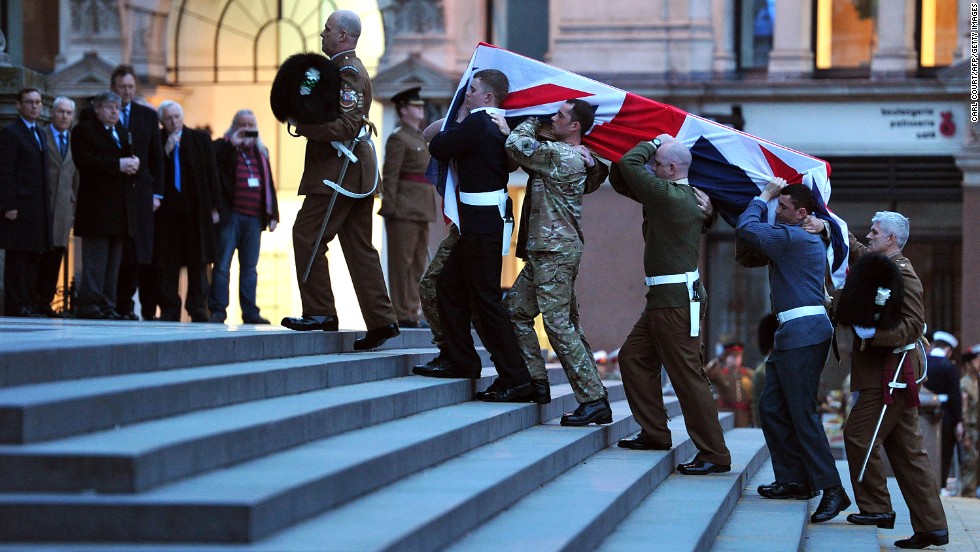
492, 100, 610, 425
380, 87, 437, 328
961, 344, 980, 498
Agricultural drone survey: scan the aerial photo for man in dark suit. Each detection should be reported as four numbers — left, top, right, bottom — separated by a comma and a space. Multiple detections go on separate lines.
71, 91, 141, 319
421, 69, 534, 402
36, 96, 79, 316
110, 65, 165, 320
154, 100, 221, 322
0, 88, 49, 317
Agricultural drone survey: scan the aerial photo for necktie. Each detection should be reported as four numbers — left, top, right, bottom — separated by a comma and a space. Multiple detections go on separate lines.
122, 106, 130, 129
29, 125, 42, 150
59, 132, 68, 158
174, 141, 181, 193
110, 127, 121, 148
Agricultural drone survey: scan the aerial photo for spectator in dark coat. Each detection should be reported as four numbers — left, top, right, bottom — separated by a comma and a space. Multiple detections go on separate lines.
71, 91, 141, 319
154, 100, 221, 322
0, 88, 49, 317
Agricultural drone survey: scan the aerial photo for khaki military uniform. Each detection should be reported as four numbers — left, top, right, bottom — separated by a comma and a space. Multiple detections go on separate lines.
502, 118, 605, 403
842, 235, 947, 532
291, 50, 395, 329
961, 373, 979, 497
706, 360, 754, 428
379, 124, 436, 324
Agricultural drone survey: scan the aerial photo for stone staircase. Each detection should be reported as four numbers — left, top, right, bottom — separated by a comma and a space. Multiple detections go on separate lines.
0, 321, 885, 550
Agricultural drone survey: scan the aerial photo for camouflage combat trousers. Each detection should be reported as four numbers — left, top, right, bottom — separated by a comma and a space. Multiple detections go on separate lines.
504, 250, 605, 403
961, 428, 978, 497
419, 225, 459, 348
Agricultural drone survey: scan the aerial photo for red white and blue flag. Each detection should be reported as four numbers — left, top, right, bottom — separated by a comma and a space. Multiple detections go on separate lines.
434, 43, 849, 287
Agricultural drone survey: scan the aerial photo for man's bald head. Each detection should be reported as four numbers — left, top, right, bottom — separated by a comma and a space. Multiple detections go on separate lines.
653, 139, 692, 180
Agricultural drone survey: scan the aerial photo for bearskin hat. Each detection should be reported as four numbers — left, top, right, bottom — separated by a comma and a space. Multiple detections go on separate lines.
836, 252, 905, 330
270, 52, 340, 125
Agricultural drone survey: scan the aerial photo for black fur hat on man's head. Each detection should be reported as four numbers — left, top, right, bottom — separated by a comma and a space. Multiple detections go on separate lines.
836, 253, 905, 330
270, 52, 340, 125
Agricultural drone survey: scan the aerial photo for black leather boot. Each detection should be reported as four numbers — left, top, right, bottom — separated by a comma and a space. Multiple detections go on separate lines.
560, 397, 612, 426
530, 379, 551, 404
810, 485, 851, 523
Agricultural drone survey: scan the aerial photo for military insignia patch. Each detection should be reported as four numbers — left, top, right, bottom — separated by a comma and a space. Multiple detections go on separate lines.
339, 83, 360, 111
339, 64, 360, 73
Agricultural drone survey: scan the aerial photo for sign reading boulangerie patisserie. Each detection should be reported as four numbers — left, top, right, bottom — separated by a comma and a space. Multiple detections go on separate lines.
880, 106, 957, 140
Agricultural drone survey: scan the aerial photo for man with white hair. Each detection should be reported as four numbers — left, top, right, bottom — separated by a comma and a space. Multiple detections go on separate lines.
806, 211, 949, 549
923, 329, 963, 496
36, 96, 79, 315
154, 100, 220, 322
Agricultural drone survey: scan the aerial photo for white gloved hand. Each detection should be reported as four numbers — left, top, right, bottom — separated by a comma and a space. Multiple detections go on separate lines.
854, 325, 876, 340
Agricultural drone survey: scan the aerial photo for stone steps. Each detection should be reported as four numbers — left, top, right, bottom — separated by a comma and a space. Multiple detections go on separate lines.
0, 322, 901, 551
0, 379, 629, 543
0, 349, 452, 443
595, 428, 770, 552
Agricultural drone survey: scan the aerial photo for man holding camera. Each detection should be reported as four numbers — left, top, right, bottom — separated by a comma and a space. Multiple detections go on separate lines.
209, 109, 280, 324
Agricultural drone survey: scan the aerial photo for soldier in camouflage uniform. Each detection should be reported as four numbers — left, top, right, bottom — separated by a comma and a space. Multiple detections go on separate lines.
961, 344, 980, 498
493, 99, 611, 426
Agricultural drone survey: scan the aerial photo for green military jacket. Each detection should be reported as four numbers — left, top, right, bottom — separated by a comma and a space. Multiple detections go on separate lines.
504, 118, 590, 254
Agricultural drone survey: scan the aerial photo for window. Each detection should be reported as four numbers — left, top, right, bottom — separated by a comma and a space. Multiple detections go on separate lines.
920, 0, 958, 68
739, 0, 774, 69
815, 0, 876, 71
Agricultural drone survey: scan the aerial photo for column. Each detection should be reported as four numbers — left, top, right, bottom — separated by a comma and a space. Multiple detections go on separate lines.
711, 0, 736, 76
870, 0, 917, 77
957, 150, 980, 347
767, 0, 814, 79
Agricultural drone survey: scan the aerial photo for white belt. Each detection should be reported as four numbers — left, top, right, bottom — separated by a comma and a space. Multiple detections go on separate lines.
776, 305, 826, 324
645, 269, 701, 337
644, 268, 699, 288
459, 190, 512, 256
459, 190, 507, 207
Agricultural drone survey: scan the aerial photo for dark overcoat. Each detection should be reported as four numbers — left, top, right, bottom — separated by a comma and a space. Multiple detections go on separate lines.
0, 120, 50, 252
154, 127, 221, 264
71, 118, 135, 239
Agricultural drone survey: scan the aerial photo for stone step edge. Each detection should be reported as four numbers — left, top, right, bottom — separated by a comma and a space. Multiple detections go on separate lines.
0, 329, 443, 387
595, 427, 769, 552
446, 416, 702, 552
0, 385, 635, 543
1, 370, 584, 493
0, 350, 443, 443
238, 399, 645, 550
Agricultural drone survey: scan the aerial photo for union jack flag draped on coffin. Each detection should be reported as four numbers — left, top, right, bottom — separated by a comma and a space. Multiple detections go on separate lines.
432, 42, 849, 288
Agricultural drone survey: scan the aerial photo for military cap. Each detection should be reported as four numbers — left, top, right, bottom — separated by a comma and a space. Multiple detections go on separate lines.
962, 344, 980, 362
933, 330, 958, 349
392, 86, 425, 108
